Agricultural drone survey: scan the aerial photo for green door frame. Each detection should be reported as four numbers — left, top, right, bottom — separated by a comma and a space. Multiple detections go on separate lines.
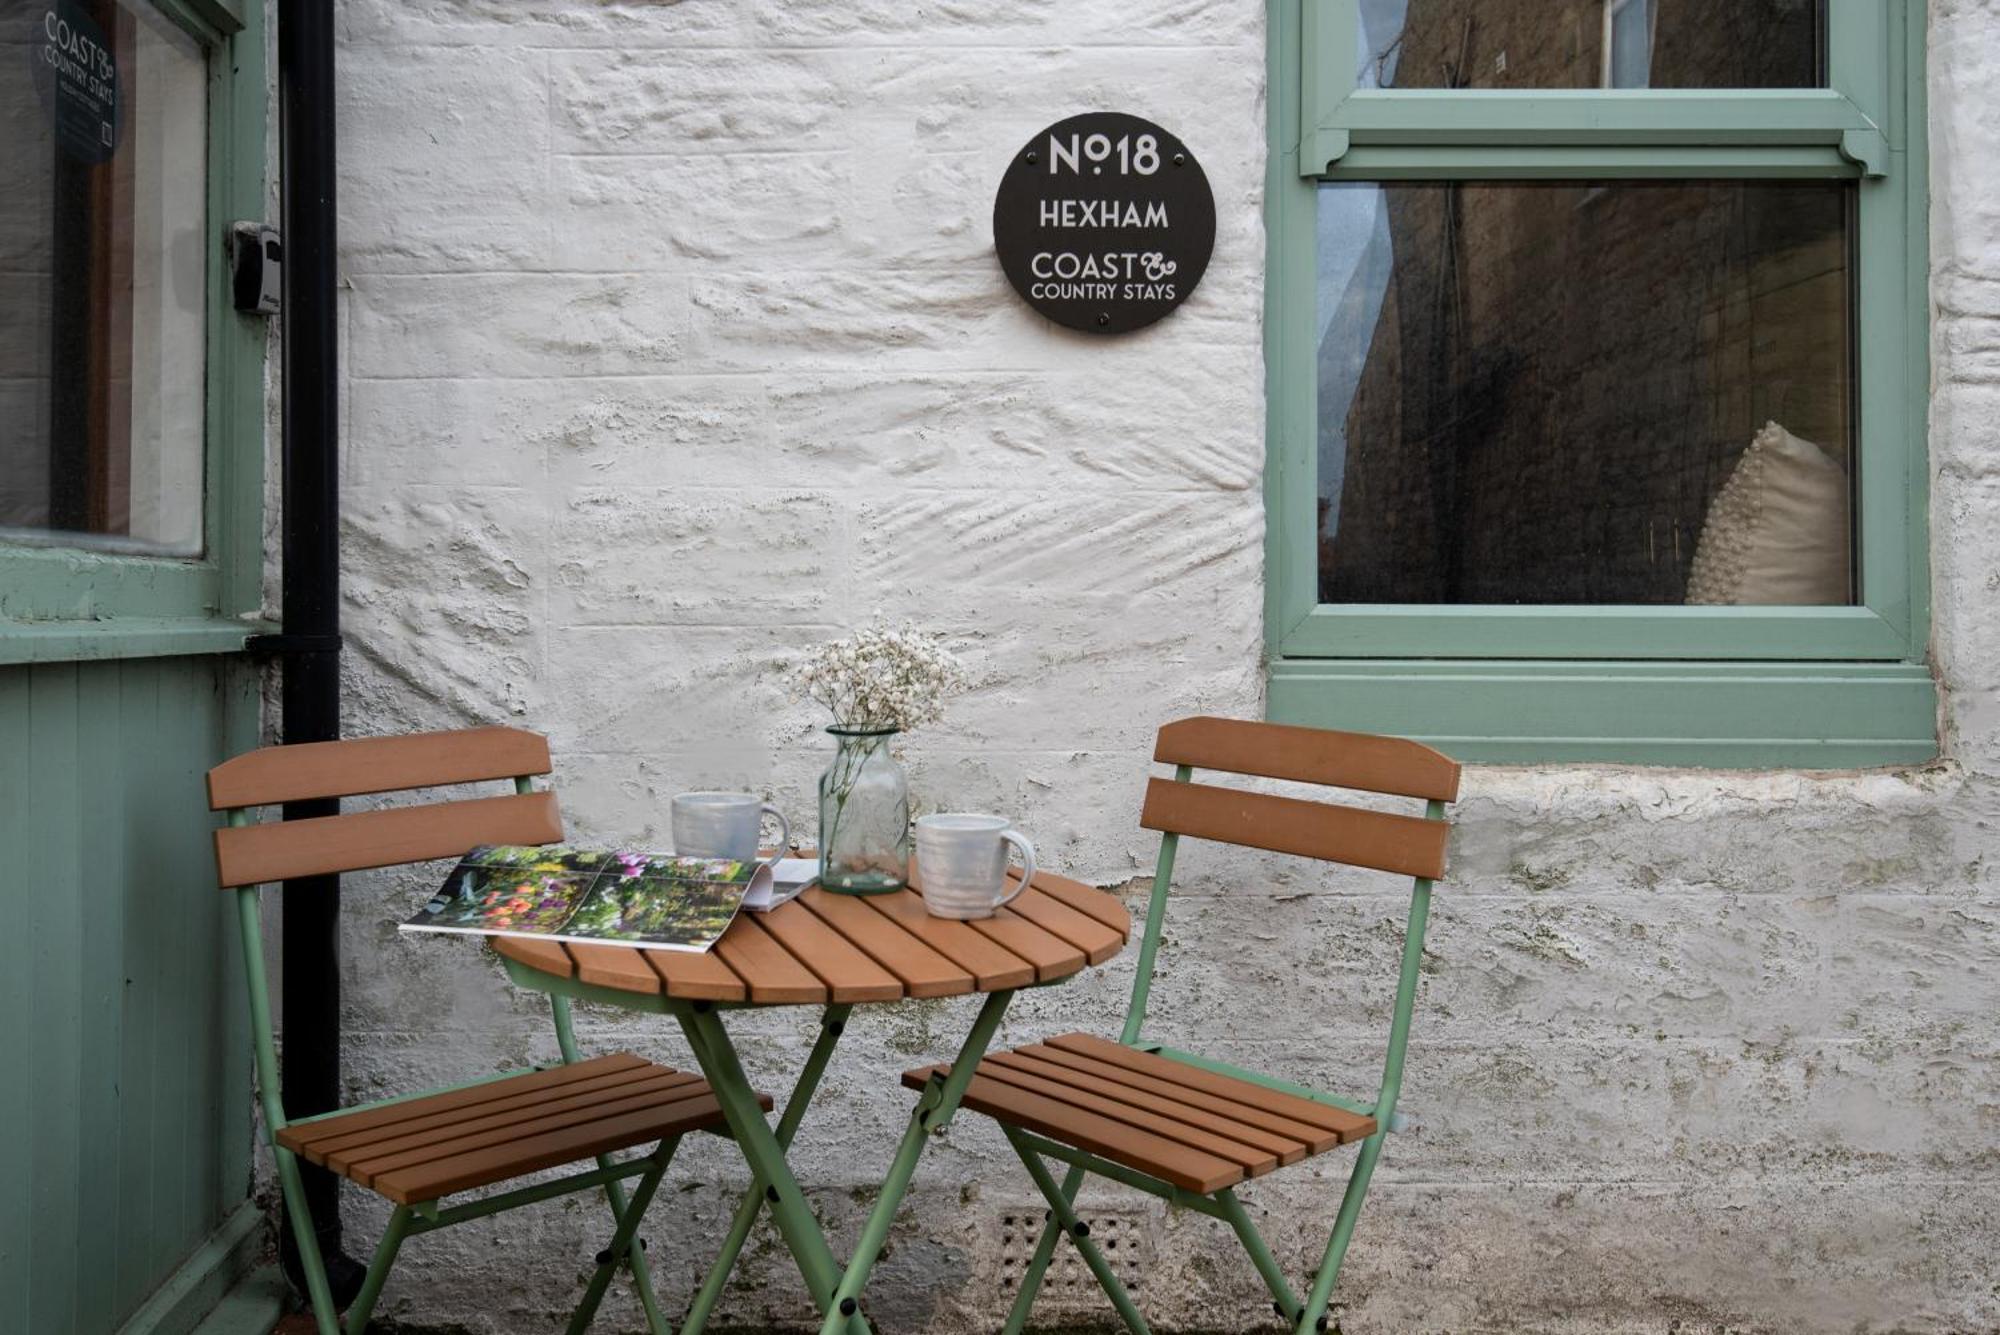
0, 0, 272, 662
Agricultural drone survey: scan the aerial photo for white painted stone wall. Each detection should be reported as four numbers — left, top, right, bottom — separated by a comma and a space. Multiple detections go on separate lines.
309, 2, 2000, 1330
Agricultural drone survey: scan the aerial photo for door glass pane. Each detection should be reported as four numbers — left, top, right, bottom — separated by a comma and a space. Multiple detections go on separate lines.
2, 0, 208, 556
1315, 181, 1855, 606
1354, 0, 1824, 91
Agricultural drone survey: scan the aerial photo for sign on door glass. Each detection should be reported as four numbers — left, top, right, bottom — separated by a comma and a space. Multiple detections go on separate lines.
3, 0, 208, 556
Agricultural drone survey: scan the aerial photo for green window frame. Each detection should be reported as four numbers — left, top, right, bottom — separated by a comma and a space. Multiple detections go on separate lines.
0, 0, 268, 665
1264, 0, 1935, 767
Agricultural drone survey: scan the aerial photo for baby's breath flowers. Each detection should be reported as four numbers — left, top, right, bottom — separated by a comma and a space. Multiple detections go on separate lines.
794, 623, 968, 732
798, 624, 967, 891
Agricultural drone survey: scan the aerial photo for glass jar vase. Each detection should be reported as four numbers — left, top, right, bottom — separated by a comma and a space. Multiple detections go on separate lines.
817, 726, 909, 895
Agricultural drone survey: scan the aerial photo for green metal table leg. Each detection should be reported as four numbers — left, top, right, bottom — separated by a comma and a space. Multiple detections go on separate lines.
682, 1005, 853, 1335
1216, 1188, 1303, 1325
1001, 1126, 1151, 1335
566, 1141, 674, 1335
816, 990, 1016, 1335
343, 1204, 413, 1334
550, 997, 673, 1334
1296, 1132, 1385, 1335
1000, 1163, 1085, 1335
677, 1005, 867, 1331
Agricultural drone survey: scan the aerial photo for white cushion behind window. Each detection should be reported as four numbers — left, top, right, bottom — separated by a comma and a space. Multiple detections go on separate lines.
1685, 421, 1850, 606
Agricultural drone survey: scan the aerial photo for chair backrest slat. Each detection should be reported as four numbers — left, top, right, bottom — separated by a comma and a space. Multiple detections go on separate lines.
1154, 716, 1460, 803
214, 790, 563, 888
1139, 777, 1449, 881
206, 726, 552, 811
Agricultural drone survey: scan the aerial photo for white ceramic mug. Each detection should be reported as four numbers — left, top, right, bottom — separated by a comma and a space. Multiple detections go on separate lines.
913, 814, 1037, 920
671, 791, 791, 864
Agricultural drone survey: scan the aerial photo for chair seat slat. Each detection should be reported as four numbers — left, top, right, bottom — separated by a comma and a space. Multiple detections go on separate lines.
337, 1077, 713, 1185
281, 1053, 645, 1149
1049, 1034, 1375, 1143
991, 1049, 1317, 1162
900, 1067, 1246, 1194
982, 1052, 1299, 1171
274, 1055, 773, 1207
908, 1032, 1379, 1198
302, 1064, 686, 1159
376, 1094, 735, 1206
1015, 1042, 1337, 1150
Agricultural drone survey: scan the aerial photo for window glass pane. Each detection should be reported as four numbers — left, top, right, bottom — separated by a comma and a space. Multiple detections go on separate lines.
1, 0, 208, 557
1354, 0, 1824, 91
1315, 181, 1855, 606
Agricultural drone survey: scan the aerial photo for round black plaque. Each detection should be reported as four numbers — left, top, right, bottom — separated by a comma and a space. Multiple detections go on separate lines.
992, 112, 1215, 335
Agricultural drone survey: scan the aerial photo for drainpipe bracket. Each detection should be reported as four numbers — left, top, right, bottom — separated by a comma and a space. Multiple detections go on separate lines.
245, 632, 344, 658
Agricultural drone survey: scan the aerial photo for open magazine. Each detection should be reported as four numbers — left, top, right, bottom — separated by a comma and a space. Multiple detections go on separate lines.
400, 845, 817, 953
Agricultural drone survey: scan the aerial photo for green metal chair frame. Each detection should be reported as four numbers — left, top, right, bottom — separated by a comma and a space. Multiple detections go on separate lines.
207, 726, 700, 1334
985, 716, 1460, 1335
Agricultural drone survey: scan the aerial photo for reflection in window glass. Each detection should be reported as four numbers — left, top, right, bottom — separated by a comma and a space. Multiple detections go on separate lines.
1, 0, 208, 556
1354, 0, 1824, 91
1315, 182, 1855, 606
1604, 0, 1653, 88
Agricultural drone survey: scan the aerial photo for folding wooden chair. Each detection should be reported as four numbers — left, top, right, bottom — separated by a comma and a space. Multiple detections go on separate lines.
904, 717, 1458, 1335
208, 726, 768, 1334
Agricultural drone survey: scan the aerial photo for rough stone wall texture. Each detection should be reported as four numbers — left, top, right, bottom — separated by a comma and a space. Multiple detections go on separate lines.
310, 2, 1999, 1332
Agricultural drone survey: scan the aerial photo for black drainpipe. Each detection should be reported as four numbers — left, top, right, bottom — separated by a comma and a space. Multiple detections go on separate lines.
275, 0, 363, 1302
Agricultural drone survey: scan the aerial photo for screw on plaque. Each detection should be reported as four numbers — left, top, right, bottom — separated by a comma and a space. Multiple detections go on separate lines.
1174, 152, 1187, 166
1026, 150, 1038, 163
1097, 313, 1110, 327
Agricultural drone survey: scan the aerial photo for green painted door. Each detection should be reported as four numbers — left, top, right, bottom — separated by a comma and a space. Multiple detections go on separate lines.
0, 0, 270, 1330
0, 657, 261, 1333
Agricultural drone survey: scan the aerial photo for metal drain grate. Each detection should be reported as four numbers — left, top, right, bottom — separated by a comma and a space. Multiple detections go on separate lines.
995, 1208, 1149, 1306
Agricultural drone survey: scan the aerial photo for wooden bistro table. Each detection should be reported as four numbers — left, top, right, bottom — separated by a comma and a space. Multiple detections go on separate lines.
494, 870, 1131, 1335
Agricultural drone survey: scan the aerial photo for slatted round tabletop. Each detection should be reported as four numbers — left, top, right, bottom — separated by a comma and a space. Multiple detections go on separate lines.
494, 869, 1130, 1005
